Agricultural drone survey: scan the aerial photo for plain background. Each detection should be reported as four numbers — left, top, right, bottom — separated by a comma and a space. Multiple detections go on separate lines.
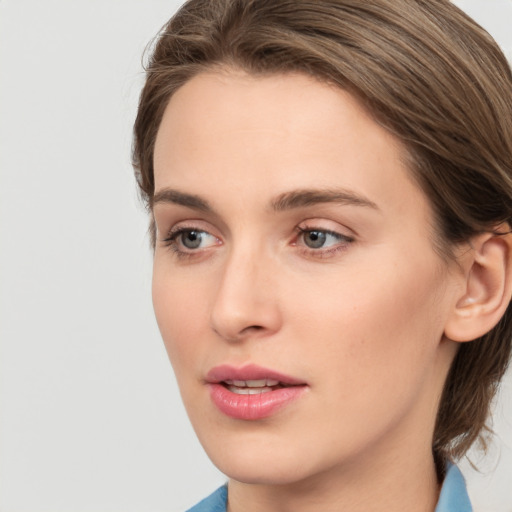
0, 1, 511, 511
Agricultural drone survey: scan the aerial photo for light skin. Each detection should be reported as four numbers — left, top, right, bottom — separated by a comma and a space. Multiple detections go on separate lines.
151, 69, 512, 512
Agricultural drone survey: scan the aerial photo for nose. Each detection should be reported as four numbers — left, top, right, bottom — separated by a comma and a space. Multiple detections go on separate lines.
210, 246, 282, 343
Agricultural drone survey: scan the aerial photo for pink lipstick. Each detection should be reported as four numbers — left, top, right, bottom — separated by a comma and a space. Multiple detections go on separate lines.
206, 364, 307, 420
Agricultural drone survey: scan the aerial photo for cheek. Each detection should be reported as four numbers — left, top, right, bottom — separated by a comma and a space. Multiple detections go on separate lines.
276, 259, 450, 458
151, 263, 210, 371
283, 251, 448, 387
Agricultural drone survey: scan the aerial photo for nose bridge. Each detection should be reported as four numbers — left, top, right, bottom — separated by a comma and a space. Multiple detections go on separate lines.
210, 239, 280, 341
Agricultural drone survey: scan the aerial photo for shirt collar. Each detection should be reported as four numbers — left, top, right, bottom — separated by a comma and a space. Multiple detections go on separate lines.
435, 462, 472, 512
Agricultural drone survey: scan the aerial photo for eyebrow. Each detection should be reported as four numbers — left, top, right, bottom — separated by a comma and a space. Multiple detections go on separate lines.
271, 188, 379, 211
152, 188, 213, 212
152, 187, 379, 213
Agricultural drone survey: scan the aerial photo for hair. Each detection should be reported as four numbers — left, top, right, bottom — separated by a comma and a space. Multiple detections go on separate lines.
132, 0, 512, 466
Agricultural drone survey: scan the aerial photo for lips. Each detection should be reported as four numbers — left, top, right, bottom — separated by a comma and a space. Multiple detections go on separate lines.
206, 364, 307, 420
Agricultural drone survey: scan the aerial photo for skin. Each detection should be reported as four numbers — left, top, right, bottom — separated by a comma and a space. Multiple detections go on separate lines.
151, 69, 466, 512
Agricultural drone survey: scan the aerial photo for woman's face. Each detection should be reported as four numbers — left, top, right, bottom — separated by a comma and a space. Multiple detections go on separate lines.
152, 70, 460, 485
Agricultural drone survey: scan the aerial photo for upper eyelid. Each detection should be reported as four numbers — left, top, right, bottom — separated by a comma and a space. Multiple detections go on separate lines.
297, 226, 347, 236
297, 220, 356, 238
159, 219, 220, 239
166, 225, 206, 237
294, 227, 354, 246
160, 219, 355, 242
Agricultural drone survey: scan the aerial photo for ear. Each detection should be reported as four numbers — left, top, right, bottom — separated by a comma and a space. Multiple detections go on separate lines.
444, 227, 512, 343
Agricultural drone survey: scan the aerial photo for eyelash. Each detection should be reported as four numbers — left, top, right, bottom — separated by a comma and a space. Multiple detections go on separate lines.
161, 224, 355, 260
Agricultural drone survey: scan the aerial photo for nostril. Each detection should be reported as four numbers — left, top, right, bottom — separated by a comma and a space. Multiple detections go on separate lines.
242, 325, 264, 334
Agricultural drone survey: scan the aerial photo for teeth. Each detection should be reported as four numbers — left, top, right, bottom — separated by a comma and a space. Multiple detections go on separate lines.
227, 386, 274, 395
224, 379, 280, 387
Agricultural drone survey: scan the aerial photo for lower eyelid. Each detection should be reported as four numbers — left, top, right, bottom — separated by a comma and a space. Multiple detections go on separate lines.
299, 242, 352, 259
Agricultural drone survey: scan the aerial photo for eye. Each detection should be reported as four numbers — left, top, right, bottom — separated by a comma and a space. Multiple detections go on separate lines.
302, 230, 334, 249
162, 227, 220, 256
298, 228, 351, 249
179, 230, 214, 249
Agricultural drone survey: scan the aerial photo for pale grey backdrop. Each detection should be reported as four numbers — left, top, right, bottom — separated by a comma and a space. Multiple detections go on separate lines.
0, 1, 511, 511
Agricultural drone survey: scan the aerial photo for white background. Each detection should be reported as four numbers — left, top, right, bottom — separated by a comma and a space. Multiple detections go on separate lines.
0, 1, 511, 511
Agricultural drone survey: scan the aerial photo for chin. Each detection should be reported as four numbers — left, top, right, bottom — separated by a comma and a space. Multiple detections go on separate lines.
202, 442, 285, 483
214, 455, 312, 486
198, 430, 329, 486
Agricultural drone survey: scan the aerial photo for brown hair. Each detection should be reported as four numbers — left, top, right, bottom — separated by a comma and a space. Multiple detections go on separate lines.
132, 0, 512, 464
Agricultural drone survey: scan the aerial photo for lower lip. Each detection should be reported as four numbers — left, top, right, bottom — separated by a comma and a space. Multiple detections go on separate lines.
208, 383, 307, 420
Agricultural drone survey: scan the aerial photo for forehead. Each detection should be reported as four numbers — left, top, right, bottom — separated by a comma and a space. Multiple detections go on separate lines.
154, 69, 396, 162
153, 70, 430, 225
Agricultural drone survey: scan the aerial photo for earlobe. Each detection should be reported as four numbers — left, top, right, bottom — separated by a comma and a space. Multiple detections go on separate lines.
444, 228, 512, 343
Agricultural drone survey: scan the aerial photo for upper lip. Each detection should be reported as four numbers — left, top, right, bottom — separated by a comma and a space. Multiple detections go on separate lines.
205, 364, 306, 386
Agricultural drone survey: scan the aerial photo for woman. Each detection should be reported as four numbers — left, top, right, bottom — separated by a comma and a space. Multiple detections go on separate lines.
133, 1, 512, 510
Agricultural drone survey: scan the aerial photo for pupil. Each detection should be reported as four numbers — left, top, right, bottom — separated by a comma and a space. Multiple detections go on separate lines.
183, 231, 202, 249
305, 231, 326, 248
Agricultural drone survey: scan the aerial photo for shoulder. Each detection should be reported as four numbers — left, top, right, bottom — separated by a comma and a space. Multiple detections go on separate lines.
185, 485, 228, 512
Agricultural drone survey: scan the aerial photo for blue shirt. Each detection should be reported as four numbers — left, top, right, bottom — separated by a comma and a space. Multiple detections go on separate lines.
185, 464, 472, 512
